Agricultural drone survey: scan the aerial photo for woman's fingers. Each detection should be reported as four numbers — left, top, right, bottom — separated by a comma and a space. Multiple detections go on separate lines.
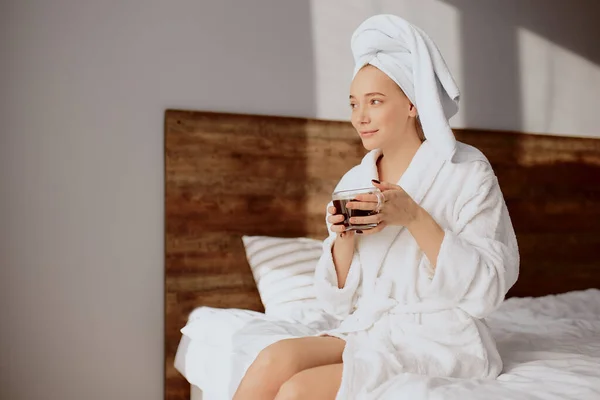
346, 200, 377, 211
327, 208, 346, 232
330, 223, 346, 233
349, 213, 382, 226
327, 214, 345, 224
353, 193, 380, 204
358, 221, 386, 236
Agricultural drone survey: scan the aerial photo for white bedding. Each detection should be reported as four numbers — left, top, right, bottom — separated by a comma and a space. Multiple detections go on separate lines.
176, 289, 600, 399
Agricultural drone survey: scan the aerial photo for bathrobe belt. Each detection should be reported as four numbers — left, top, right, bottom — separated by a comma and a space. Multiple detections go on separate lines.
334, 297, 453, 334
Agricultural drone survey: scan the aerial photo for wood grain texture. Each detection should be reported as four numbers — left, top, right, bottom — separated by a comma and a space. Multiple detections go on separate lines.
454, 129, 600, 297
164, 110, 361, 400
165, 110, 600, 399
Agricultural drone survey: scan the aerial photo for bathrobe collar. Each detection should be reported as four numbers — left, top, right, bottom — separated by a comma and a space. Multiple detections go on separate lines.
356, 140, 446, 289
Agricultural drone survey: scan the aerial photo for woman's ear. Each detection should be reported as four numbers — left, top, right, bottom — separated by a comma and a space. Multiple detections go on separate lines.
408, 103, 418, 118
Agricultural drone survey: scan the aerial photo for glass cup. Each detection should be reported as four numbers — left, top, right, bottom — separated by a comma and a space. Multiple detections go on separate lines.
332, 187, 384, 231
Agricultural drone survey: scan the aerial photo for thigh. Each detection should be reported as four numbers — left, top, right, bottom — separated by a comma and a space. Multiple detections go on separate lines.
233, 336, 345, 399
276, 363, 344, 400
265, 336, 345, 371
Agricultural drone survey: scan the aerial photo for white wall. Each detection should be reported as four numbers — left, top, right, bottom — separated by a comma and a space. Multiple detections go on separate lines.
0, 1, 315, 399
1, 1, 599, 399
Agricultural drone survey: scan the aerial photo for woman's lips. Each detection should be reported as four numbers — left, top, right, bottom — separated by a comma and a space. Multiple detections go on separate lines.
359, 129, 379, 138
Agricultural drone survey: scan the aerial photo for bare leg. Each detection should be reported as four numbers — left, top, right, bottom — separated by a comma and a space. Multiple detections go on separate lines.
275, 363, 343, 400
232, 336, 345, 400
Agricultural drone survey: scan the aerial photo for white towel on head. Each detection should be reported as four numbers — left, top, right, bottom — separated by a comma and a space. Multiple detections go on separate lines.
351, 14, 459, 161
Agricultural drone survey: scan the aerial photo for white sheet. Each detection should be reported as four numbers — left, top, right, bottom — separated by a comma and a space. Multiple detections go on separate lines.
191, 384, 203, 400
176, 289, 600, 399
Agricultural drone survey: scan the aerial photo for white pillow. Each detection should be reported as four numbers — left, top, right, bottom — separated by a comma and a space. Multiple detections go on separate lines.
241, 235, 323, 315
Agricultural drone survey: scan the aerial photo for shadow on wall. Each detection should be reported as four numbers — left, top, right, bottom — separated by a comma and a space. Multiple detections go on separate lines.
166, 2, 315, 399
441, 0, 600, 131
192, 1, 317, 117
442, 0, 600, 300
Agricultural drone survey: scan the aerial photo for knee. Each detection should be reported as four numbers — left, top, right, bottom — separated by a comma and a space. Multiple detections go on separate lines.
275, 374, 307, 400
247, 340, 300, 382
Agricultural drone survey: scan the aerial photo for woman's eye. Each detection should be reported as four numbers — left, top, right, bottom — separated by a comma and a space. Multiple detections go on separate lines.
349, 103, 357, 109
371, 99, 382, 105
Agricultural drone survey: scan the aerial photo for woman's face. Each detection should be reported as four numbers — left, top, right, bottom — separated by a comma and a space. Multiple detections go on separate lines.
349, 65, 417, 151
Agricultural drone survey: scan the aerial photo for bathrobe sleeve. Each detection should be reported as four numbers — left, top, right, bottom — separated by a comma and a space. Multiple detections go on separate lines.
313, 173, 363, 319
425, 171, 520, 319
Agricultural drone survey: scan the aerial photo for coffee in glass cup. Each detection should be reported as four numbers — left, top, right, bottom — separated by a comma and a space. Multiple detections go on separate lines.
332, 187, 384, 231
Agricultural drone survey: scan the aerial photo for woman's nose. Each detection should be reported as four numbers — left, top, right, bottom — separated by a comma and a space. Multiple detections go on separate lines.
357, 106, 370, 123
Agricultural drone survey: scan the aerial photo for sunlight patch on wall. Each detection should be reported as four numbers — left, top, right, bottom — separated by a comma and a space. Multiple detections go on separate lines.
518, 27, 600, 137
309, 0, 463, 124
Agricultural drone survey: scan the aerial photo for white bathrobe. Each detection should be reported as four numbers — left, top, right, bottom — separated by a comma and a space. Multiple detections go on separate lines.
178, 140, 520, 399
314, 140, 520, 398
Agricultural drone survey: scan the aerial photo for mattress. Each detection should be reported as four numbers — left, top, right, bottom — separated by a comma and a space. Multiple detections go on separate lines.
178, 289, 600, 399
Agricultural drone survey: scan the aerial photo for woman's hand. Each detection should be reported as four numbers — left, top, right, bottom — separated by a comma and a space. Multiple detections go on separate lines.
327, 205, 356, 239
345, 180, 422, 234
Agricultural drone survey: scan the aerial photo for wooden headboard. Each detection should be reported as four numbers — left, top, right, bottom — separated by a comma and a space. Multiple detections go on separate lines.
164, 110, 600, 400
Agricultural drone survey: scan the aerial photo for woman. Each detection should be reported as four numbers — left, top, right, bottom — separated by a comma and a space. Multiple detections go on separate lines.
232, 14, 520, 399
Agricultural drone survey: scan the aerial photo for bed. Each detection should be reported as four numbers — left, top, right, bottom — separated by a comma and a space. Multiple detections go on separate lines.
164, 110, 600, 400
